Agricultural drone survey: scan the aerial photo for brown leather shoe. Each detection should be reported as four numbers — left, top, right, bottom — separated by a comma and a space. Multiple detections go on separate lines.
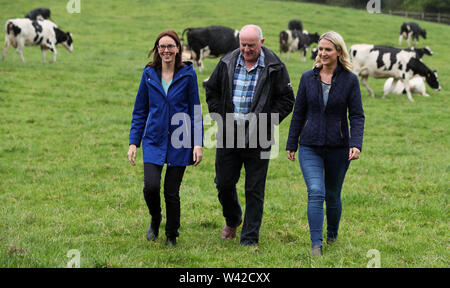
221, 225, 237, 239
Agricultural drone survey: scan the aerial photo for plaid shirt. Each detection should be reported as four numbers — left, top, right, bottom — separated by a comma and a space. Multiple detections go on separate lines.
232, 49, 265, 121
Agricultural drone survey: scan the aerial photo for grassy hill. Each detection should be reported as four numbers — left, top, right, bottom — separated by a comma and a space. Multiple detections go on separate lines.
0, 0, 448, 267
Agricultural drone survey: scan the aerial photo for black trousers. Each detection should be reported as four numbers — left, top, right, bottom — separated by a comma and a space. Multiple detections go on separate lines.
143, 163, 186, 238
214, 148, 270, 244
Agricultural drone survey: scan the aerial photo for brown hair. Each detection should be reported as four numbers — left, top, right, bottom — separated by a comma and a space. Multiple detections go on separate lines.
147, 30, 184, 69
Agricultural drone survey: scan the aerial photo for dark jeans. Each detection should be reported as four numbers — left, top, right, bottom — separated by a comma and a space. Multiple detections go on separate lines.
215, 148, 270, 244
298, 145, 350, 247
143, 163, 186, 239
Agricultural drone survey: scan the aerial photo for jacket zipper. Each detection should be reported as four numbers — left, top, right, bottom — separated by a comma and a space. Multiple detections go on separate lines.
143, 113, 151, 137
339, 120, 344, 139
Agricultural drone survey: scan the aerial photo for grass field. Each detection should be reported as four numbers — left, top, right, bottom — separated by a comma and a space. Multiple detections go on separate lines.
0, 0, 449, 268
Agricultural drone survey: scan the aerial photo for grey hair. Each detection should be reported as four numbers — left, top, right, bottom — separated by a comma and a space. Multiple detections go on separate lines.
240, 24, 263, 41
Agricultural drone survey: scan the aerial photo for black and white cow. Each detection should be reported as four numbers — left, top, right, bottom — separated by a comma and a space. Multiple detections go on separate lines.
25, 8, 51, 21
311, 46, 318, 60
279, 29, 319, 61
349, 44, 440, 102
181, 26, 239, 72
403, 46, 433, 59
288, 19, 303, 31
399, 22, 427, 47
2, 18, 73, 63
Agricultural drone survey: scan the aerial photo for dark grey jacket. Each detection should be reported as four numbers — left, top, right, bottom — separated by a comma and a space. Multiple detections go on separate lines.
205, 46, 294, 149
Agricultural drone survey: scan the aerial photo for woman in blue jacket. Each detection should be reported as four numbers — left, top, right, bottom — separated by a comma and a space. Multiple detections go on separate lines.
128, 30, 203, 247
286, 31, 364, 256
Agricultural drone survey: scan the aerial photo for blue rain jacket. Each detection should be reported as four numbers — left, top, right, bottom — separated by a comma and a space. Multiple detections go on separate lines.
129, 62, 203, 166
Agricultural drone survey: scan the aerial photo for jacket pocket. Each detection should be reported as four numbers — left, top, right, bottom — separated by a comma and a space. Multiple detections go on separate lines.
143, 113, 158, 143
339, 120, 344, 139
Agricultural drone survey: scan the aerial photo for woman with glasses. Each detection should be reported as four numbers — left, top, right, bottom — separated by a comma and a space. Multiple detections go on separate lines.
128, 30, 203, 247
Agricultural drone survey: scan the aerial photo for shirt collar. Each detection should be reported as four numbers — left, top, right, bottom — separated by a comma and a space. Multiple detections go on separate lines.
237, 49, 265, 69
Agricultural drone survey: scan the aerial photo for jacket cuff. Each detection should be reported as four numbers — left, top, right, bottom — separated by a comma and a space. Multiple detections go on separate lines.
129, 138, 141, 148
286, 142, 299, 152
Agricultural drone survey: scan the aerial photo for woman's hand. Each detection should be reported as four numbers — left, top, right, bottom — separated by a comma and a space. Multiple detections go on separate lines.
193, 146, 203, 166
348, 147, 360, 161
286, 150, 296, 161
128, 144, 137, 166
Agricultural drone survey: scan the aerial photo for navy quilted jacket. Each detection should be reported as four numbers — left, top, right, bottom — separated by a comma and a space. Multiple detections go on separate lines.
286, 64, 365, 151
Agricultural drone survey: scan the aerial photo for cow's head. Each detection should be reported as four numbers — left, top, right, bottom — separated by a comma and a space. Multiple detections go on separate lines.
54, 27, 73, 52
181, 44, 196, 63
62, 32, 73, 53
425, 70, 440, 91
311, 47, 318, 60
421, 29, 427, 39
279, 30, 289, 45
424, 46, 433, 56
310, 32, 320, 44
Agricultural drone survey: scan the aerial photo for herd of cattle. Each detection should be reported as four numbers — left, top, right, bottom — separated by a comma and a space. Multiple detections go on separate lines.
181, 19, 440, 102
2, 8, 441, 101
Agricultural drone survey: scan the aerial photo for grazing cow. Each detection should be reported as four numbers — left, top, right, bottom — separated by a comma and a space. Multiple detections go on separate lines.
297, 31, 319, 61
403, 46, 433, 59
2, 18, 73, 63
399, 22, 426, 47
279, 29, 319, 61
181, 44, 195, 63
288, 19, 303, 31
279, 29, 298, 60
384, 75, 430, 98
25, 8, 51, 20
311, 47, 318, 60
181, 25, 239, 72
349, 44, 440, 102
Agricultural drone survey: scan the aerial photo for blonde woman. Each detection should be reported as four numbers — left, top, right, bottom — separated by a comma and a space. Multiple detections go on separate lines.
286, 31, 365, 256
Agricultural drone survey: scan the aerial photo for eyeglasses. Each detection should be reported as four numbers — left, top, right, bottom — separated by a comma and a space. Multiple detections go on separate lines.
158, 44, 177, 51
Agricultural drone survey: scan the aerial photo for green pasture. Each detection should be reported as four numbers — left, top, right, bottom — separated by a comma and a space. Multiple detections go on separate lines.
0, 0, 448, 268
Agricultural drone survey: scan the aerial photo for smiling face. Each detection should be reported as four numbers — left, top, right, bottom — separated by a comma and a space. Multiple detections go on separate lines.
239, 26, 264, 64
318, 38, 341, 68
158, 36, 179, 65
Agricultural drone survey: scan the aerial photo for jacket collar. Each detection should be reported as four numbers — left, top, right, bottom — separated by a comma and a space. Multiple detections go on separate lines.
221, 46, 281, 70
144, 62, 193, 82
313, 62, 344, 81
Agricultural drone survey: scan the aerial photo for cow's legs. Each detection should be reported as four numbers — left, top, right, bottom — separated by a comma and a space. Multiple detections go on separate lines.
407, 32, 412, 47
301, 48, 306, 62
197, 60, 203, 72
360, 76, 374, 98
41, 46, 47, 63
398, 34, 404, 46
402, 79, 415, 102
2, 38, 9, 61
16, 39, 25, 62
50, 44, 57, 63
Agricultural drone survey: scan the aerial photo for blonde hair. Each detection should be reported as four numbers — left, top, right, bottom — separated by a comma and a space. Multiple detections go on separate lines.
313, 31, 352, 72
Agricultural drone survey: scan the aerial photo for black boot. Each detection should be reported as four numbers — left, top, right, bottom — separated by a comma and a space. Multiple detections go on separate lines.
166, 237, 177, 247
146, 216, 161, 241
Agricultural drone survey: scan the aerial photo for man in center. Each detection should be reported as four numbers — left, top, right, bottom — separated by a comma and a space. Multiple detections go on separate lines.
205, 24, 294, 246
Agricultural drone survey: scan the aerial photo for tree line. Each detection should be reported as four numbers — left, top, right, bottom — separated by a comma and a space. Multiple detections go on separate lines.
293, 0, 449, 13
